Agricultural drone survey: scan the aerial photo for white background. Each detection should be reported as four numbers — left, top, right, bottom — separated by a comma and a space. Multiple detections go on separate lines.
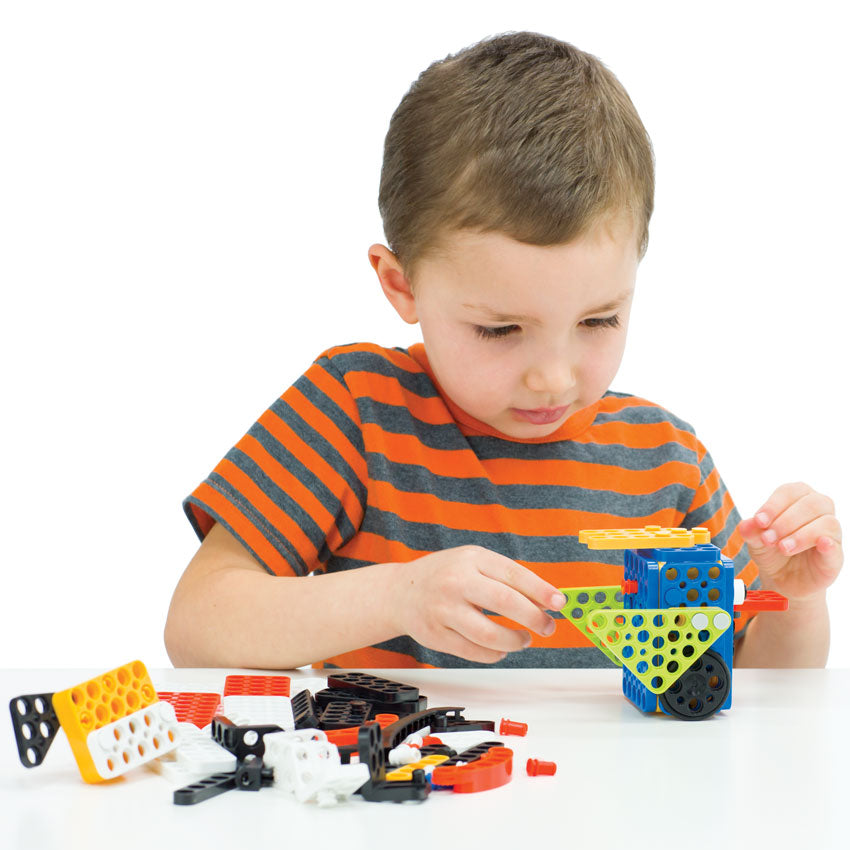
1, 1, 847, 669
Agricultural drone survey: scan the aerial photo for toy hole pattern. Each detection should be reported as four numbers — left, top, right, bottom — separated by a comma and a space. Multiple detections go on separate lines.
587, 608, 731, 694
557, 585, 627, 667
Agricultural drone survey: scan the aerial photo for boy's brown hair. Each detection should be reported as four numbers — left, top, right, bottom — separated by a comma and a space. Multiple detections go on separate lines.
378, 31, 655, 283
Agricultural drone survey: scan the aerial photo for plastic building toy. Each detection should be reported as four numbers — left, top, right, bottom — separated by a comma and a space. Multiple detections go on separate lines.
210, 714, 283, 761
221, 694, 294, 730
148, 722, 236, 783
10, 661, 180, 782
430, 745, 513, 793
385, 752, 450, 781
319, 699, 372, 729
173, 756, 276, 805
10, 693, 59, 767
327, 672, 420, 704
559, 526, 788, 720
526, 758, 556, 776
263, 728, 369, 806
316, 671, 428, 716
156, 691, 221, 728
498, 718, 528, 736
290, 688, 321, 729
223, 674, 290, 697
355, 722, 430, 803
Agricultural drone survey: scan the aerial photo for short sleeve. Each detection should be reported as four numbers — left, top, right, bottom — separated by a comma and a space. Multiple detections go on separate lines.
183, 352, 368, 577
680, 437, 760, 636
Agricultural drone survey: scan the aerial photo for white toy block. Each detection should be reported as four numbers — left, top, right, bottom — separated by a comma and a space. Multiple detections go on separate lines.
148, 722, 237, 783
221, 695, 294, 731
262, 729, 368, 806
388, 743, 421, 766
87, 701, 179, 780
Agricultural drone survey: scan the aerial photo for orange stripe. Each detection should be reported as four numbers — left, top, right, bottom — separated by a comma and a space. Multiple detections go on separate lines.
348, 370, 452, 425
216, 458, 318, 570
335, 504, 688, 567
362, 424, 701, 493
318, 646, 438, 668
488, 617, 595, 649
258, 406, 365, 522
363, 479, 684, 536
236, 433, 348, 554
283, 384, 367, 485
191, 482, 296, 576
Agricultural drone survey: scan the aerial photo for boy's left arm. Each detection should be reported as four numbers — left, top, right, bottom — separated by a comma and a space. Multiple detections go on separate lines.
734, 482, 843, 667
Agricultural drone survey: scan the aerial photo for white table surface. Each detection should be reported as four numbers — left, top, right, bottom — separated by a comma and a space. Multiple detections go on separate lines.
2, 667, 848, 850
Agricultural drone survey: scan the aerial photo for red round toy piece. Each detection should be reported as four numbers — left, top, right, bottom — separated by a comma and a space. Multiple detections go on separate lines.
499, 717, 528, 736
526, 758, 557, 776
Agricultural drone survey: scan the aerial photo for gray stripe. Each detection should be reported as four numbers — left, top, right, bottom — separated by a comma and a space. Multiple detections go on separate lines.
352, 509, 629, 565
368, 637, 620, 669
323, 347, 440, 399
237, 422, 362, 545
366, 452, 695, 513
182, 493, 305, 577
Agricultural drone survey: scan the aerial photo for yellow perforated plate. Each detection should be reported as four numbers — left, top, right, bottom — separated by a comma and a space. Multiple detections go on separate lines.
579, 526, 711, 550
558, 586, 624, 666
586, 608, 732, 693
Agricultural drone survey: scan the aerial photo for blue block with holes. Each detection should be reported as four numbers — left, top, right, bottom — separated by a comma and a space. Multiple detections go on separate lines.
621, 544, 735, 715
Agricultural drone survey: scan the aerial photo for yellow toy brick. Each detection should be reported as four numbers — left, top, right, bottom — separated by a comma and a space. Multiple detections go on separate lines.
578, 525, 711, 550
51, 660, 170, 783
386, 753, 449, 781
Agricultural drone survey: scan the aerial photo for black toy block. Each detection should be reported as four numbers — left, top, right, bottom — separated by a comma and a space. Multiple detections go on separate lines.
9, 693, 60, 768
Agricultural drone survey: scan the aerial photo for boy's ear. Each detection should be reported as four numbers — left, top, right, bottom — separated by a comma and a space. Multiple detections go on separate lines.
368, 244, 418, 324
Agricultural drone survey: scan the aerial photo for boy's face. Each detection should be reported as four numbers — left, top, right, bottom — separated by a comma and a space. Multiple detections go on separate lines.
372, 217, 639, 440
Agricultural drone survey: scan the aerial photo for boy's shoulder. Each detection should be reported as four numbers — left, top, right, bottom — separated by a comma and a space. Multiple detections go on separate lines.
316, 341, 419, 371
593, 389, 704, 452
312, 342, 432, 386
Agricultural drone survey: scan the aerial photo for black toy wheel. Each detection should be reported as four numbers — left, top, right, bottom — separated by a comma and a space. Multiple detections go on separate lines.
660, 649, 731, 720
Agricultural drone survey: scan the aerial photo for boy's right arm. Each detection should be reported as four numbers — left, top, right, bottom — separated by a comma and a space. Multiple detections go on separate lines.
164, 522, 405, 669
164, 523, 566, 668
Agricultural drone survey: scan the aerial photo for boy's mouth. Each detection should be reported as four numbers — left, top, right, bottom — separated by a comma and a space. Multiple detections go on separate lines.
511, 405, 569, 425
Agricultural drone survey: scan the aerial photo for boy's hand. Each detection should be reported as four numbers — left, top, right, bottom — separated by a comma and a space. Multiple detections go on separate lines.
392, 545, 567, 664
737, 482, 843, 603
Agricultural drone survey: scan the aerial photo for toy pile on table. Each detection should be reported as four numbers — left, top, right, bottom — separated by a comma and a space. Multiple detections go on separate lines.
9, 661, 555, 806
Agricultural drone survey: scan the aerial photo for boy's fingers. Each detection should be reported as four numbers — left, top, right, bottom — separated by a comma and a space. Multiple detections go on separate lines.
466, 580, 556, 639
437, 624, 512, 663
753, 482, 832, 530
754, 492, 838, 551
762, 515, 843, 562
479, 553, 566, 612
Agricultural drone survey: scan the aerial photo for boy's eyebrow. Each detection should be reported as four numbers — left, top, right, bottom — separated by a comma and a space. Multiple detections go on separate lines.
463, 290, 633, 325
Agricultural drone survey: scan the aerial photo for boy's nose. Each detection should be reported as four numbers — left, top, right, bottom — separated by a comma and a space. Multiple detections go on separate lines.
523, 359, 576, 398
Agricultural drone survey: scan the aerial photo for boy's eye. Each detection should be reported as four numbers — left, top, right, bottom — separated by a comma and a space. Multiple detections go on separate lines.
474, 324, 520, 340
581, 314, 621, 331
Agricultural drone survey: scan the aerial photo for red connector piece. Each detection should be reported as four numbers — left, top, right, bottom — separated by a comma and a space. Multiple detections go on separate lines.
223, 675, 290, 697
324, 714, 399, 747
621, 580, 639, 595
733, 589, 789, 613
421, 735, 444, 746
431, 746, 513, 793
499, 717, 528, 736
527, 758, 557, 776
156, 691, 221, 728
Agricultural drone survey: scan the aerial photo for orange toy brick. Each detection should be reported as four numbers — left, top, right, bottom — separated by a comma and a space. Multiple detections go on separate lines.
223, 675, 291, 697
430, 746, 513, 793
51, 660, 178, 783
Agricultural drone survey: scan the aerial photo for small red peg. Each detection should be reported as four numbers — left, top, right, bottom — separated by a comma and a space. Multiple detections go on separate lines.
499, 718, 528, 736
527, 758, 557, 776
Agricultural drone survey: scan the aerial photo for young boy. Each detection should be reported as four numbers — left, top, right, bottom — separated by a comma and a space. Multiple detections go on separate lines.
165, 32, 842, 670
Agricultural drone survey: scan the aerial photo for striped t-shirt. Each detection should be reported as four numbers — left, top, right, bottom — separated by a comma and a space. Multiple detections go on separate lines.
184, 342, 759, 669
